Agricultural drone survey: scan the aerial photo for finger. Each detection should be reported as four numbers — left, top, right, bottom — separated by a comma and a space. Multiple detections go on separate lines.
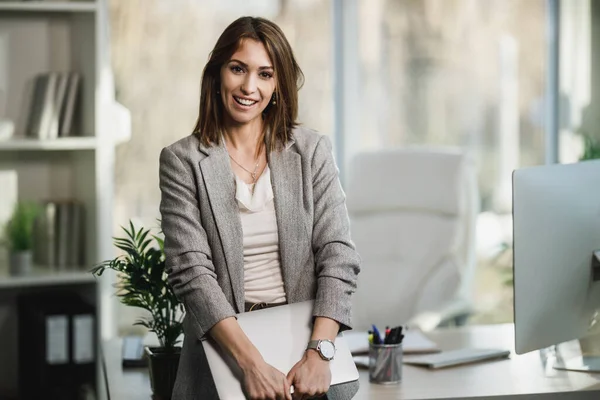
276, 390, 288, 400
316, 388, 327, 399
316, 381, 328, 397
283, 377, 292, 400
292, 384, 303, 400
286, 366, 297, 382
300, 388, 313, 400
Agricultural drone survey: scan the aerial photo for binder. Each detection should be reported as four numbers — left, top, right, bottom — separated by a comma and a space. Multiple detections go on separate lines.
18, 291, 96, 400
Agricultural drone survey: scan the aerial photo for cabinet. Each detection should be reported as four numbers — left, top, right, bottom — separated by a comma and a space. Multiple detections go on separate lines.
0, 1, 128, 398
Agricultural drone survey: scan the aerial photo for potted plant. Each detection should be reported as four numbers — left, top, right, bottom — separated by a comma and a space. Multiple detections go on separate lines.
91, 221, 184, 400
579, 131, 600, 161
3, 201, 40, 276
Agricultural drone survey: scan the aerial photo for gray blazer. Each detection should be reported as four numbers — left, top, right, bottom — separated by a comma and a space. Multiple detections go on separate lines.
159, 126, 361, 399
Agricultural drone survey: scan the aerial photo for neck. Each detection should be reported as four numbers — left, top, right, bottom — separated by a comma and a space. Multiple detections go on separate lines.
223, 118, 264, 158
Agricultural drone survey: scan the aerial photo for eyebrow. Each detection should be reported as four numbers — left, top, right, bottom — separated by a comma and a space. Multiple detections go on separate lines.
229, 59, 273, 71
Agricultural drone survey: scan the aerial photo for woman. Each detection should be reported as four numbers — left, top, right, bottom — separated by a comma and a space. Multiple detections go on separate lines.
159, 16, 360, 400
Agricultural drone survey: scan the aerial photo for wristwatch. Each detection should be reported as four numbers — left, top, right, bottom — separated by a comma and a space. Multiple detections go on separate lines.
306, 339, 336, 361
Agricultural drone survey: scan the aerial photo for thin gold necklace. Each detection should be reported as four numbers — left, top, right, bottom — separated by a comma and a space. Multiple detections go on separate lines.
223, 139, 263, 184
228, 153, 261, 183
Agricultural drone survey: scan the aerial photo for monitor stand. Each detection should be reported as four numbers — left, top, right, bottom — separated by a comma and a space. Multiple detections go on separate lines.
541, 341, 600, 373
552, 333, 600, 373
554, 356, 600, 372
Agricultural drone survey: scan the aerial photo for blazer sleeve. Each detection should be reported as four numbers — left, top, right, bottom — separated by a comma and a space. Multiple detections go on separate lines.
159, 147, 236, 339
310, 136, 361, 331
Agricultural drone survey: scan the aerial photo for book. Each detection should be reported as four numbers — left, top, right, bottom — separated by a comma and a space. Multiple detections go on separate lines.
49, 73, 69, 139
33, 200, 85, 268
37, 72, 58, 140
25, 72, 81, 140
55, 202, 70, 268
25, 74, 48, 138
59, 73, 80, 137
67, 202, 84, 267
36, 202, 57, 267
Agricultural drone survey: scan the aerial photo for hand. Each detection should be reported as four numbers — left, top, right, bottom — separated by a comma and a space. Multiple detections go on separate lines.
287, 350, 331, 400
241, 359, 292, 400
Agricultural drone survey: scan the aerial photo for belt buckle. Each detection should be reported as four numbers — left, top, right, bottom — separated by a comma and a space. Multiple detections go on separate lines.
249, 302, 267, 311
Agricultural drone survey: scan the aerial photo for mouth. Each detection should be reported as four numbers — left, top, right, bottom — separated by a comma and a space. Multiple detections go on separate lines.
233, 96, 258, 107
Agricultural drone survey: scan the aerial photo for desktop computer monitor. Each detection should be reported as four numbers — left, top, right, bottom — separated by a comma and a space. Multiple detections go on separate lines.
513, 159, 600, 371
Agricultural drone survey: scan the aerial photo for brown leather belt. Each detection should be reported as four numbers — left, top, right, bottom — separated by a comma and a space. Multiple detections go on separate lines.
244, 301, 287, 312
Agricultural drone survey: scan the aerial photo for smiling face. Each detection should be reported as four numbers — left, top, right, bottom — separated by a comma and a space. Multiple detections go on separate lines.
219, 39, 276, 128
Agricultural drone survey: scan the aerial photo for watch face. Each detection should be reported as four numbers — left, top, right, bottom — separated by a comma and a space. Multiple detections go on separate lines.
319, 340, 335, 359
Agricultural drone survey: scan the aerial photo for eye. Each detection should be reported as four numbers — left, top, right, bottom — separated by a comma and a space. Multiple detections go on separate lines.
230, 65, 244, 74
260, 71, 273, 79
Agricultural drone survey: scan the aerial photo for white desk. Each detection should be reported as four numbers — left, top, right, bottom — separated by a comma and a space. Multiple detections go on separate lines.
103, 324, 600, 399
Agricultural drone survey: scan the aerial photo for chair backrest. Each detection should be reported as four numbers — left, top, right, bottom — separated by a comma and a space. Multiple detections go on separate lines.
347, 147, 479, 331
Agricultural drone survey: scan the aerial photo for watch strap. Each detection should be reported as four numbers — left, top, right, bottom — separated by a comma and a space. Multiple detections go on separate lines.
306, 339, 335, 361
307, 340, 320, 350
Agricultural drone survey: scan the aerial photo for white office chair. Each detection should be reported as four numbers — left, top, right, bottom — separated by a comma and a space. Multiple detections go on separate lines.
347, 147, 479, 332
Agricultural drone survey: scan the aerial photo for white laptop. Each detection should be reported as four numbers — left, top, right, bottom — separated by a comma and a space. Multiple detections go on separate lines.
402, 348, 511, 369
202, 300, 359, 399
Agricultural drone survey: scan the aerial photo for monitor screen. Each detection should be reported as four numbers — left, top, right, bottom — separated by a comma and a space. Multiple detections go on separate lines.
513, 160, 600, 355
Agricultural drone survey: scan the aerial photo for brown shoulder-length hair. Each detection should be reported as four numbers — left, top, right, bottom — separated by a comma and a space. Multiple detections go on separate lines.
193, 16, 304, 152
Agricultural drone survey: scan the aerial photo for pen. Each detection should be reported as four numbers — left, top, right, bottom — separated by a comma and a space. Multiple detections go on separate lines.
383, 329, 394, 344
385, 327, 396, 344
372, 324, 383, 345
397, 326, 404, 344
392, 326, 403, 344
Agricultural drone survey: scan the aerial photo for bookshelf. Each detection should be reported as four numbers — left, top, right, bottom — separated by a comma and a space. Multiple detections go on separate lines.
0, 267, 95, 289
0, 1, 128, 398
0, 136, 98, 150
0, 1, 97, 12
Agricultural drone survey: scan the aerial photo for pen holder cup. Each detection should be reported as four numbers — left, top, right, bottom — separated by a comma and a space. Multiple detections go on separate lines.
369, 343, 402, 384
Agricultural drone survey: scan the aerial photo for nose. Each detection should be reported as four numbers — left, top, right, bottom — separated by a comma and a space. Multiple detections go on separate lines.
241, 74, 257, 95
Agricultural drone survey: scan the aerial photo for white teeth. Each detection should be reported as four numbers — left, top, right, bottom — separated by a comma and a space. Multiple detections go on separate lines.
235, 97, 257, 106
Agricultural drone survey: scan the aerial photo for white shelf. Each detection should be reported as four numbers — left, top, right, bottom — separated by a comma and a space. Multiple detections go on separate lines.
0, 266, 96, 289
0, 1, 97, 13
0, 137, 97, 150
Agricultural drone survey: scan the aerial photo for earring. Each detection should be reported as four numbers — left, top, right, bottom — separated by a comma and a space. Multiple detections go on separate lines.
271, 93, 276, 105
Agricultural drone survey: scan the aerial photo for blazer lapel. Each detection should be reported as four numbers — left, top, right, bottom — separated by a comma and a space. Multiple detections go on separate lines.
269, 140, 307, 300
198, 142, 245, 313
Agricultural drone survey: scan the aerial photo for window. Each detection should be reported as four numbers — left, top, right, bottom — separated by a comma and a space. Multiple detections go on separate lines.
352, 0, 548, 323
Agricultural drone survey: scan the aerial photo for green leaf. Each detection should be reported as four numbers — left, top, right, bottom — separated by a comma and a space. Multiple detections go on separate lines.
137, 229, 151, 249
4, 201, 41, 251
114, 243, 137, 255
579, 131, 600, 161
153, 235, 165, 253
133, 319, 152, 329
90, 219, 184, 349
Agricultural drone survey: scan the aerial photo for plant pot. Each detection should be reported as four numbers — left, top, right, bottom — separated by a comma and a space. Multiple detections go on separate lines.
9, 250, 32, 276
145, 346, 181, 400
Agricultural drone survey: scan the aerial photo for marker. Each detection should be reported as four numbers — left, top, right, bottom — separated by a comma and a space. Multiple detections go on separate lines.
372, 324, 383, 344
